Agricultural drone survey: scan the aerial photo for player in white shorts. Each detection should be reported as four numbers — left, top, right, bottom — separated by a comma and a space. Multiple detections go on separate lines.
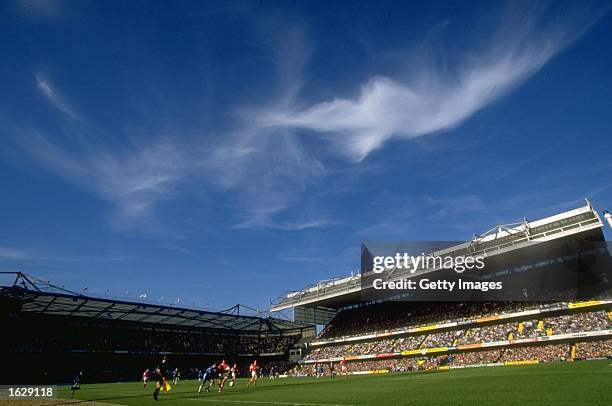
217, 360, 231, 392
340, 360, 348, 376
247, 360, 258, 387
229, 363, 238, 386
142, 368, 149, 388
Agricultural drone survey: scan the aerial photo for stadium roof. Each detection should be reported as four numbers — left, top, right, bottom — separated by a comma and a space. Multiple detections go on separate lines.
0, 272, 313, 334
271, 200, 608, 311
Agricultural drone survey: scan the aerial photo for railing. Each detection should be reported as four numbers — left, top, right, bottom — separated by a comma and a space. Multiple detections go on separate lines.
272, 208, 604, 310
301, 328, 612, 364
308, 299, 612, 347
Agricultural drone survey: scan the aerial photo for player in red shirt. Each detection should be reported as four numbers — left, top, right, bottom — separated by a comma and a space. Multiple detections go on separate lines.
230, 364, 238, 386
216, 360, 231, 392
247, 360, 258, 387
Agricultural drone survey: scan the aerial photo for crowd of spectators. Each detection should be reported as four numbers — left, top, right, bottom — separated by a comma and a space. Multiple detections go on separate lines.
300, 341, 611, 375
306, 309, 610, 362
11, 318, 299, 356
291, 358, 440, 376
456, 311, 610, 345
319, 301, 562, 339
257, 360, 297, 376
575, 339, 612, 358
446, 343, 570, 365
306, 304, 611, 364
422, 330, 463, 348
513, 320, 542, 339
459, 323, 514, 345
305, 335, 427, 361
448, 349, 502, 366
319, 302, 612, 342
545, 311, 610, 335
499, 344, 569, 363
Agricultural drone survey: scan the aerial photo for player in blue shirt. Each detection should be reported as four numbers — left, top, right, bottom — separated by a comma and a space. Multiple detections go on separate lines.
70, 371, 83, 398
197, 364, 217, 394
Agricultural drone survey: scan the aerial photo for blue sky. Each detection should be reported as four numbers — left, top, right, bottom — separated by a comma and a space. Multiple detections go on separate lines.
1, 0, 611, 312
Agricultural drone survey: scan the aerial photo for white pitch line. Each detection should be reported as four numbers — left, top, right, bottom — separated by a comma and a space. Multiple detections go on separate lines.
187, 397, 357, 406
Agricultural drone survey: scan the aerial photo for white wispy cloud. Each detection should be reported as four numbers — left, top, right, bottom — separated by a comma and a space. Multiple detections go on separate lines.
198, 27, 331, 230
232, 209, 333, 231
8, 3, 608, 234
261, 3, 608, 161
0, 245, 125, 262
35, 74, 80, 120
10, 76, 191, 232
0, 246, 27, 260
207, 128, 329, 230
24, 72, 329, 232
278, 254, 325, 263
19, 128, 186, 223
354, 193, 498, 238
16, 0, 63, 20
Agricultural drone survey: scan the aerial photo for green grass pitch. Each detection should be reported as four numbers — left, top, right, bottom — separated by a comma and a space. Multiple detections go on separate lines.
57, 361, 612, 406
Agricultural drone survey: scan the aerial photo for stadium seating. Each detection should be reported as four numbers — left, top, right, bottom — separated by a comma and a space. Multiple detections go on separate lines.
302, 301, 612, 372
318, 301, 609, 340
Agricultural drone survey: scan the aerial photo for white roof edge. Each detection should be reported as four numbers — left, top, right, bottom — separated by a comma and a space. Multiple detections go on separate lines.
475, 202, 594, 243
274, 202, 603, 309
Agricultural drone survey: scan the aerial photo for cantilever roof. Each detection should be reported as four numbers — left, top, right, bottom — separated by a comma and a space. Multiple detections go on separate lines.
271, 201, 607, 311
1, 283, 312, 333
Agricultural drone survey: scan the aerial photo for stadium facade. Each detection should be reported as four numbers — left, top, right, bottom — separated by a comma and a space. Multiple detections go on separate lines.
272, 200, 610, 320
268, 201, 612, 375
1, 273, 314, 383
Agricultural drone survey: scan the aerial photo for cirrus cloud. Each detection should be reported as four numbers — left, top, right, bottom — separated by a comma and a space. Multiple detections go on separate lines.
262, 3, 609, 161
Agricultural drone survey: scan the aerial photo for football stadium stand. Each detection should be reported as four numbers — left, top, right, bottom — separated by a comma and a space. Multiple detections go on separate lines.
301, 301, 611, 364
1, 272, 314, 384
271, 202, 612, 376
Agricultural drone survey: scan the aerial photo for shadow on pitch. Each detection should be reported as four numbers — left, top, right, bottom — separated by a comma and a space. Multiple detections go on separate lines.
49, 379, 343, 405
